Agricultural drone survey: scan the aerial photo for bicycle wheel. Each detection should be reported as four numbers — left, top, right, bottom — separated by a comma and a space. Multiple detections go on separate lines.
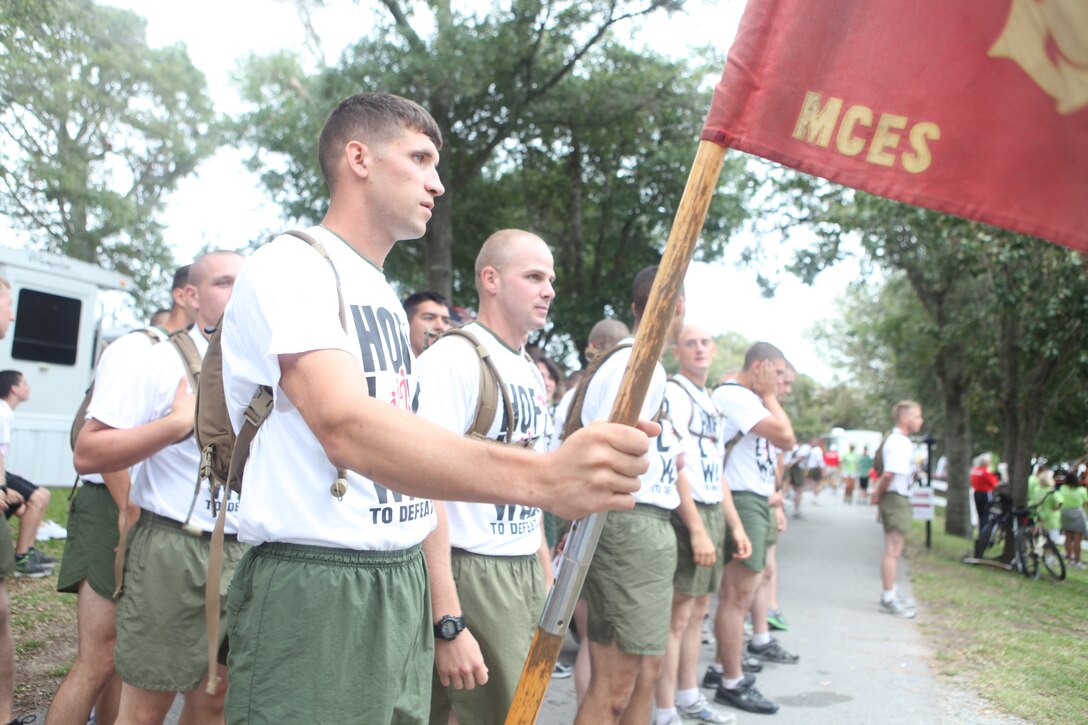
1016, 529, 1038, 578
1040, 538, 1066, 581
974, 516, 1006, 558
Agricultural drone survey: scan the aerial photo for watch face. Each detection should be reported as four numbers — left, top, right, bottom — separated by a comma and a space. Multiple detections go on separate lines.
440, 619, 458, 638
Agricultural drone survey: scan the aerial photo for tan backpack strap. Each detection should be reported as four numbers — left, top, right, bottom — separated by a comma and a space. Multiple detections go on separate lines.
168, 328, 202, 391
721, 430, 745, 468
284, 230, 347, 331
560, 342, 633, 442
205, 484, 230, 695
439, 328, 516, 443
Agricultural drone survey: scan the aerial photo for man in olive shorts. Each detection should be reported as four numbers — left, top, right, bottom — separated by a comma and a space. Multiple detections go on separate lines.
74, 251, 246, 724
49, 264, 193, 725
417, 230, 557, 724
871, 401, 924, 619
654, 324, 749, 725
709, 342, 798, 716
219, 93, 650, 725
574, 266, 685, 725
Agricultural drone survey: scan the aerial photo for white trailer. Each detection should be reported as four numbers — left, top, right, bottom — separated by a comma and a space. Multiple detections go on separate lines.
0, 246, 133, 486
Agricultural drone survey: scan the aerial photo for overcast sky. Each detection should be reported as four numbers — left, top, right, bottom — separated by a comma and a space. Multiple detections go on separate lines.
98, 1, 855, 381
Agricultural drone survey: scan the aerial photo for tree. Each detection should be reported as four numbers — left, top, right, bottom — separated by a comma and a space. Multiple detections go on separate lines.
0, 0, 219, 307
771, 182, 1088, 540
235, 0, 726, 306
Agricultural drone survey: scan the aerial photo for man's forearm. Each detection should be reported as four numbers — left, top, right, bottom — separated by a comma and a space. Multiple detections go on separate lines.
74, 416, 192, 475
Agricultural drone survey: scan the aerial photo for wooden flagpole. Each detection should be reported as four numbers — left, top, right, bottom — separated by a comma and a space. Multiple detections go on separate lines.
505, 139, 728, 724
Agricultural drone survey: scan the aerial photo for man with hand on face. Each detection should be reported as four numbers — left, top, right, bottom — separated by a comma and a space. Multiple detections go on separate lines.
709, 343, 797, 716
418, 228, 558, 725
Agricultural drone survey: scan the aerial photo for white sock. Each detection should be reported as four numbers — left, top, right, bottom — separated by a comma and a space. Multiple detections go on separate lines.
710, 662, 723, 674
676, 688, 699, 708
723, 675, 744, 690
882, 587, 897, 603
752, 631, 772, 647
655, 707, 678, 725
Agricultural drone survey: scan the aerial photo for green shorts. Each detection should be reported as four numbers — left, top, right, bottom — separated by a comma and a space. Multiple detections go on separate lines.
582, 505, 676, 655
766, 502, 780, 547
671, 503, 726, 597
788, 466, 805, 488
806, 467, 823, 482
879, 492, 913, 535
226, 542, 431, 725
730, 492, 770, 573
0, 514, 13, 578
57, 483, 118, 598
114, 511, 247, 691
430, 550, 544, 725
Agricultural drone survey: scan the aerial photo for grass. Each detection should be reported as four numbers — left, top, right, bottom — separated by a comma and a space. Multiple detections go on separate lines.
906, 511, 1088, 724
6, 489, 79, 713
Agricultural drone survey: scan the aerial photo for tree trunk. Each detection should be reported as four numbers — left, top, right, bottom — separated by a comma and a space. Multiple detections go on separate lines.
426, 190, 454, 299
942, 382, 973, 538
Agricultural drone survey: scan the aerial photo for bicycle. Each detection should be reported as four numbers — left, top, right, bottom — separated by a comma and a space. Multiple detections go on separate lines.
973, 489, 1065, 580
1023, 490, 1066, 581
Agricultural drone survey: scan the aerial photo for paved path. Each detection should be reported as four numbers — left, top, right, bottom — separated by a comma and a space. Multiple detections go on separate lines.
35, 491, 1025, 724
537, 490, 1025, 724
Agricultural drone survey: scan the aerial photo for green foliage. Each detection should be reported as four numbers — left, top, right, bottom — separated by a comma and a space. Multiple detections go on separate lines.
0, 0, 220, 310
234, 0, 751, 346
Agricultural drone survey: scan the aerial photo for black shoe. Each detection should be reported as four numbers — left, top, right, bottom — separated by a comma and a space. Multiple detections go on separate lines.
704, 667, 758, 689
748, 638, 800, 664
28, 547, 58, 566
702, 666, 722, 689
742, 654, 764, 673
714, 677, 779, 714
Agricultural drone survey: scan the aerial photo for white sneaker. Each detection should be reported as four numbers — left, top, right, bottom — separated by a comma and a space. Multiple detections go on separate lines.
35, 520, 67, 541
880, 597, 917, 618
679, 695, 737, 724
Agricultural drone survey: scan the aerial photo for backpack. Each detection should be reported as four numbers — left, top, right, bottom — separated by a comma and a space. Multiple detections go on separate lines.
709, 381, 746, 468
560, 342, 635, 442
873, 431, 893, 476
70, 327, 167, 450
435, 327, 532, 445
201, 229, 348, 695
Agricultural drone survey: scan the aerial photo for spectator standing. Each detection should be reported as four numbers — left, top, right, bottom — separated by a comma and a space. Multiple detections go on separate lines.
970, 455, 1000, 532
857, 446, 874, 505
1057, 470, 1087, 569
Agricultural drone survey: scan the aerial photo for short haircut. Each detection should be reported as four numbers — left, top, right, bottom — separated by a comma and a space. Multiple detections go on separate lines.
474, 229, 542, 284
632, 266, 657, 317
588, 319, 630, 351
0, 370, 23, 398
403, 290, 449, 320
188, 250, 242, 287
742, 341, 785, 370
171, 264, 191, 291
892, 400, 920, 423
318, 93, 443, 193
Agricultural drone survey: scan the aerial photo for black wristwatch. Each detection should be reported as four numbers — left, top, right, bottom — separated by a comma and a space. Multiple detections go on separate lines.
433, 614, 466, 641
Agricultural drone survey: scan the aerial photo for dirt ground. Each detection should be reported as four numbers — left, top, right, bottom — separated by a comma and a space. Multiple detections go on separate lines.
8, 550, 78, 714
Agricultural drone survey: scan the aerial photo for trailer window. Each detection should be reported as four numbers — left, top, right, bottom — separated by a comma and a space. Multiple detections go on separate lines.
11, 289, 82, 365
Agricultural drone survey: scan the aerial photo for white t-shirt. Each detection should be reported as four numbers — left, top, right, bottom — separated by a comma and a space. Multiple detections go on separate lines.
547, 387, 575, 452
881, 428, 913, 497
666, 375, 724, 504
712, 382, 777, 497
804, 445, 825, 470
221, 227, 436, 550
0, 399, 12, 457
82, 327, 168, 485
88, 326, 237, 532
580, 339, 676, 509
416, 322, 547, 556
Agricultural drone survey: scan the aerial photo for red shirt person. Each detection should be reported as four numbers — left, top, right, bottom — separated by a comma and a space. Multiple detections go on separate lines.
970, 455, 1000, 531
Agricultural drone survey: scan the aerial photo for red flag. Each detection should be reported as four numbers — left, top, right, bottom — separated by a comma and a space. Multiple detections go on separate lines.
702, 0, 1088, 253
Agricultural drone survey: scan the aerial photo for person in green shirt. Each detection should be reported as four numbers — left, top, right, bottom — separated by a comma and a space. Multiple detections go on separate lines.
857, 446, 875, 505
1029, 466, 1063, 540
1057, 470, 1087, 569
841, 444, 861, 504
